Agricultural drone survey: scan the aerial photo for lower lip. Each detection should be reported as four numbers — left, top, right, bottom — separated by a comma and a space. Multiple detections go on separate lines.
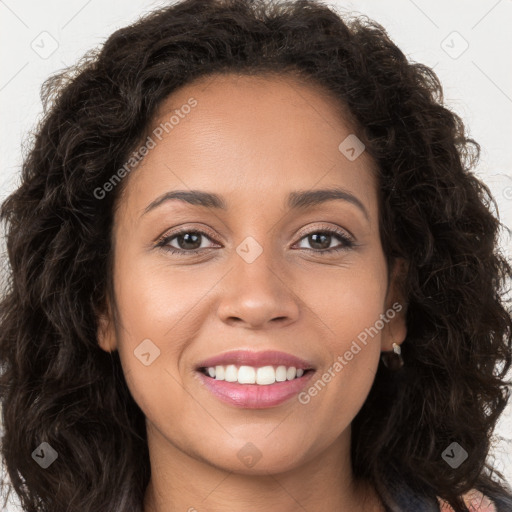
195, 370, 316, 409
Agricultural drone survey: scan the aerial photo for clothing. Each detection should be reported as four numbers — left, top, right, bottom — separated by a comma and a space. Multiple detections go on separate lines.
391, 484, 510, 511
381, 464, 512, 511
438, 489, 496, 511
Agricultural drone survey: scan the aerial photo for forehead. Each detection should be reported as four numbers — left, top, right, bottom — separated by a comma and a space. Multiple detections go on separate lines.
117, 73, 378, 220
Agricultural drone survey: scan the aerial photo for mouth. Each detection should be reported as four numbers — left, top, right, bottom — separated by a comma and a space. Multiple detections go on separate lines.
193, 349, 317, 408
194, 362, 317, 409
195, 367, 316, 409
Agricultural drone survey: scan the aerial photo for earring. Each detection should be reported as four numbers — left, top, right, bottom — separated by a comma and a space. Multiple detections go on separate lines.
381, 342, 404, 370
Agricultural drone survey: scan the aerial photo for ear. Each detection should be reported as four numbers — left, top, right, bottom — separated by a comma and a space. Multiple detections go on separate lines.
381, 257, 408, 351
96, 296, 117, 353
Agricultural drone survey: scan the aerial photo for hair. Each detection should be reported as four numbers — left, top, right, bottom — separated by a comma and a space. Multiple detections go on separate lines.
1, 0, 511, 510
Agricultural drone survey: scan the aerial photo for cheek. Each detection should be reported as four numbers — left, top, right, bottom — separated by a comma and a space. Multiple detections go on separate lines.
113, 245, 214, 349
110, 249, 214, 414
299, 253, 388, 346
295, 258, 387, 428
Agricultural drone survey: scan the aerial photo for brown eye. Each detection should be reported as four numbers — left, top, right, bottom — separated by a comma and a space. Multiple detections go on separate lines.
295, 228, 354, 254
172, 232, 203, 251
156, 229, 218, 255
305, 232, 333, 250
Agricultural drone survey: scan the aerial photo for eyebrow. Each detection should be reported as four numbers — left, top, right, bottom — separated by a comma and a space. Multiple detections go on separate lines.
142, 187, 369, 220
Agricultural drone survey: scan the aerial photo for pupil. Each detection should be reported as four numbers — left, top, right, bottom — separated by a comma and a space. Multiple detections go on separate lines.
179, 232, 200, 250
310, 233, 330, 250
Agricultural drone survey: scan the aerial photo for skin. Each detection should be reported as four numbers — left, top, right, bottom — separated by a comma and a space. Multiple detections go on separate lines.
97, 72, 408, 512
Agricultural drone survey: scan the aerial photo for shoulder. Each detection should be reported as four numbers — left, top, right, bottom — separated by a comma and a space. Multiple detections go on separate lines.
437, 489, 497, 511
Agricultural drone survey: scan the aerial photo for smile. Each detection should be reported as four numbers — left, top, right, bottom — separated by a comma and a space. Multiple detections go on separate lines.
195, 366, 316, 408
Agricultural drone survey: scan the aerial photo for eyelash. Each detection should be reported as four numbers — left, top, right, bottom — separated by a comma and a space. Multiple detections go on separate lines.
155, 226, 355, 256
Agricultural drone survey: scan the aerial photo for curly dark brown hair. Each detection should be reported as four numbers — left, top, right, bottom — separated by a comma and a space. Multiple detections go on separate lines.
1, 0, 511, 511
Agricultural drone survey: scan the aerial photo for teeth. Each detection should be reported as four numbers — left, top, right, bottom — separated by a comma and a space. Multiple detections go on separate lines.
215, 365, 225, 380
287, 366, 296, 380
238, 365, 256, 384
275, 365, 287, 382
225, 364, 238, 382
256, 366, 275, 385
204, 364, 307, 384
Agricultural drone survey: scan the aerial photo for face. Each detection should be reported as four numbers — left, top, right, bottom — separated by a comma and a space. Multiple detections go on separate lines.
98, 73, 407, 476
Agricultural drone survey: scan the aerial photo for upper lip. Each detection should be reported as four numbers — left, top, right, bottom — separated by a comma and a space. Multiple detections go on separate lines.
195, 350, 316, 371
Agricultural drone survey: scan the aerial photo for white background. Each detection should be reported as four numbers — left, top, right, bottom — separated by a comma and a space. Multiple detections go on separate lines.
1, 1, 511, 510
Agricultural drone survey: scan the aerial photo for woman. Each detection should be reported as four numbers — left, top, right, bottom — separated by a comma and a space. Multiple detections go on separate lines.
1, 0, 511, 510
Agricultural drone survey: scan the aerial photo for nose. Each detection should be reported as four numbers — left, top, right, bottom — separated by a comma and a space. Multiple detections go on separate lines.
216, 249, 300, 330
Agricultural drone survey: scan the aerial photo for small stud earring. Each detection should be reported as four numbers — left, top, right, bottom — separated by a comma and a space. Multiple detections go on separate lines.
381, 342, 404, 370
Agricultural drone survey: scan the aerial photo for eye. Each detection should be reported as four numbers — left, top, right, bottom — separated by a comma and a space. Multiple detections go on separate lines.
294, 227, 355, 255
155, 229, 218, 255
